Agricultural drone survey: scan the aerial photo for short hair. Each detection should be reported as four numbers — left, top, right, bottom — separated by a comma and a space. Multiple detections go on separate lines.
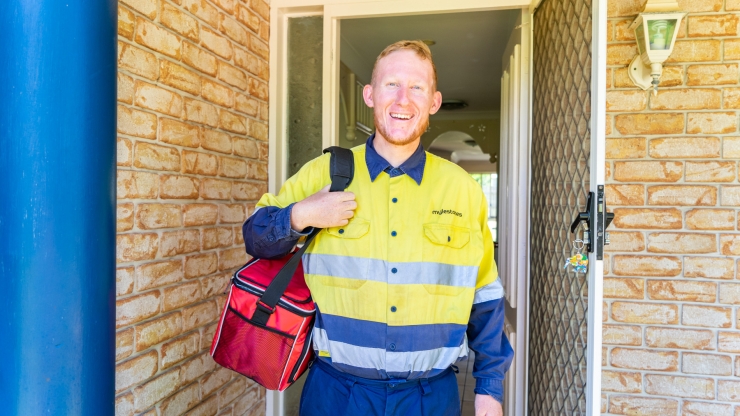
371, 40, 438, 90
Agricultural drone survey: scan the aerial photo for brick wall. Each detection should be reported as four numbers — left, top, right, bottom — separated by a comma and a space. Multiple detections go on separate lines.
115, 0, 269, 414
604, 0, 740, 414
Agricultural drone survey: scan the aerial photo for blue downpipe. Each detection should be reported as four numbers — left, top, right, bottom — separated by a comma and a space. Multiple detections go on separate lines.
0, 0, 117, 414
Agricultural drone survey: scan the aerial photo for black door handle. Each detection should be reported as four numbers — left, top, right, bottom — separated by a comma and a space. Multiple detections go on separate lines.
570, 192, 594, 252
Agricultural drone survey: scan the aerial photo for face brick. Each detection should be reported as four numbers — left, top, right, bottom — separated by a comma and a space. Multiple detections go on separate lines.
646, 232, 716, 254
134, 142, 181, 172
161, 3, 199, 42
136, 312, 183, 353
612, 208, 682, 230
646, 327, 716, 350
119, 5, 136, 39
648, 137, 720, 158
647, 280, 717, 303
115, 0, 267, 411
645, 374, 714, 399
608, 396, 678, 416
182, 41, 218, 76
160, 382, 200, 416
116, 328, 135, 361
610, 348, 677, 371
183, 204, 219, 226
686, 208, 735, 230
611, 301, 679, 324
185, 252, 218, 279
160, 229, 201, 257
684, 256, 735, 279
118, 105, 158, 139
119, 41, 160, 80
603, 277, 644, 299
601, 370, 642, 393
116, 351, 159, 393
135, 17, 182, 59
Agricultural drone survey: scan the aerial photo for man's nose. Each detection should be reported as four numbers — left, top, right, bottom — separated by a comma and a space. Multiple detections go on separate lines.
395, 86, 411, 105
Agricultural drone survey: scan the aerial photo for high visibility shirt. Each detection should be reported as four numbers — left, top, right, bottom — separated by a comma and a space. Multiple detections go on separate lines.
244, 136, 513, 402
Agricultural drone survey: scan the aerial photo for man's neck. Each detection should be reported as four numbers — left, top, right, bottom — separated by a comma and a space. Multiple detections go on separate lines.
372, 134, 421, 168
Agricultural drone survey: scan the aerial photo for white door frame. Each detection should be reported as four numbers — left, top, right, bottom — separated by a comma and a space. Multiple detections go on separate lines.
498, 10, 531, 416
587, 0, 607, 413
266, 0, 607, 414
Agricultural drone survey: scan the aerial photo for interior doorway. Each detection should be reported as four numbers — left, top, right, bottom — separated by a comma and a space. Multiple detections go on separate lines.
267, 0, 607, 415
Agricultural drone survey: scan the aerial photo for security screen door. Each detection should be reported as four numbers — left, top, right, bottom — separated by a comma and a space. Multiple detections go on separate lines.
526, 0, 606, 414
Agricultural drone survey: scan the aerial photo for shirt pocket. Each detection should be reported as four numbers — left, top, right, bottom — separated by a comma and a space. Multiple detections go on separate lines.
326, 218, 370, 239
423, 223, 470, 249
421, 223, 472, 297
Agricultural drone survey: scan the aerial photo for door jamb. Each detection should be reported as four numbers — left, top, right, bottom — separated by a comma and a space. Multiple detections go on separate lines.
586, 0, 607, 413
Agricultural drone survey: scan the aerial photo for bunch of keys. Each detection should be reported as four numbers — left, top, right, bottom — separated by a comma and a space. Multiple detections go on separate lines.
564, 239, 588, 273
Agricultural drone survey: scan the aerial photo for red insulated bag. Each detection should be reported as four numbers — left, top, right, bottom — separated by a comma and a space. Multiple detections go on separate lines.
210, 147, 354, 391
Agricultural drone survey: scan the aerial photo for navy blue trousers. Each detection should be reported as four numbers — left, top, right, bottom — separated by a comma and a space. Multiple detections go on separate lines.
299, 360, 461, 416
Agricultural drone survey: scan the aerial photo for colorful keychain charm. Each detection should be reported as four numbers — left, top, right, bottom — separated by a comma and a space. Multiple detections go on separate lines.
564, 239, 589, 273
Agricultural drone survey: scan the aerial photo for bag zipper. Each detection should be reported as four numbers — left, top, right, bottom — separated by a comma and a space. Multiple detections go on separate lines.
234, 260, 314, 305
231, 277, 315, 317
288, 328, 314, 383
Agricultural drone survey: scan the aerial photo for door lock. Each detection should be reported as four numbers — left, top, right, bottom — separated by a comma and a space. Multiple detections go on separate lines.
570, 187, 615, 260
570, 192, 595, 253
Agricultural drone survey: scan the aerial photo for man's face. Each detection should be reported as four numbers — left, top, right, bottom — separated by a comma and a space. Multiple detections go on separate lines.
363, 50, 442, 146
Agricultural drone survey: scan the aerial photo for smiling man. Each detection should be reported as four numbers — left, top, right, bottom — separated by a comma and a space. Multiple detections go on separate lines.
243, 40, 513, 416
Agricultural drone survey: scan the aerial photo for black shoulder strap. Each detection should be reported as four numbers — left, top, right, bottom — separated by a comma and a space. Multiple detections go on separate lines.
251, 147, 354, 325
323, 146, 354, 192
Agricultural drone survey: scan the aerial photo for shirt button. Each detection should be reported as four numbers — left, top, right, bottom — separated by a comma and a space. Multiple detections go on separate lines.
389, 343, 396, 351
339, 229, 344, 234
391, 231, 397, 237
392, 197, 398, 203
391, 268, 397, 274
390, 306, 397, 312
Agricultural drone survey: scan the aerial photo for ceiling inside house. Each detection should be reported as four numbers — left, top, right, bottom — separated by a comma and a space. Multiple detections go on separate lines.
340, 8, 521, 116
428, 131, 492, 163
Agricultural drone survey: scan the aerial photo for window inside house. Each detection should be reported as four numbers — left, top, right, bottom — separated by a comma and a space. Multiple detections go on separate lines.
470, 173, 498, 241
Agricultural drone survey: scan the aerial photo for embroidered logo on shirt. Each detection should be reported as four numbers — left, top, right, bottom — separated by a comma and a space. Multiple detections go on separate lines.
431, 209, 462, 217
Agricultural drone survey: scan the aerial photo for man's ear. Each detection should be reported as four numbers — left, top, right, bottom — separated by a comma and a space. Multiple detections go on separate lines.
363, 84, 374, 107
429, 90, 442, 115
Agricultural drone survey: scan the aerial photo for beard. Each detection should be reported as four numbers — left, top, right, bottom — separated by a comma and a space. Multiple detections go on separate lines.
374, 112, 430, 146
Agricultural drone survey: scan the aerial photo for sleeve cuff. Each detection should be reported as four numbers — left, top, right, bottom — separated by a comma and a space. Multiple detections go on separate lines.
474, 378, 504, 404
269, 203, 310, 242
286, 203, 314, 237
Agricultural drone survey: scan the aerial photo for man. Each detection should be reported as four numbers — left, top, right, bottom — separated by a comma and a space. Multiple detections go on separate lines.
244, 40, 513, 416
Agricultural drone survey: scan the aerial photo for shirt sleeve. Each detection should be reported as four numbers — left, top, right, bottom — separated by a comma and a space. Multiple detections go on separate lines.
242, 204, 314, 259
467, 190, 514, 404
241, 153, 331, 259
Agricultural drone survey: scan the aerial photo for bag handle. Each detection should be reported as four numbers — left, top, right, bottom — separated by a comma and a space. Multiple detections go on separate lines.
251, 146, 354, 325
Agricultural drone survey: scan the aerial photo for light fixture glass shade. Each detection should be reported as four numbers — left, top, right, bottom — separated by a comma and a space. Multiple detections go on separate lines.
647, 19, 677, 50
631, 12, 686, 65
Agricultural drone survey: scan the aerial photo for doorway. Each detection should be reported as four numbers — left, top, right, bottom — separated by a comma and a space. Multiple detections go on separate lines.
266, 0, 607, 415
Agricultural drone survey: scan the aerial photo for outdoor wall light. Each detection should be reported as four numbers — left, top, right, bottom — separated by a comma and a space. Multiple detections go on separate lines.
628, 0, 685, 94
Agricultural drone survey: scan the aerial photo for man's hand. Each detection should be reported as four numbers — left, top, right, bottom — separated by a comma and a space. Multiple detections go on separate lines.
290, 185, 357, 231
475, 394, 503, 416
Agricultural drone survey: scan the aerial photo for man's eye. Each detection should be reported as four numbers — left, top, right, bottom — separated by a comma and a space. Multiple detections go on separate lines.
388, 82, 397, 87
412, 86, 422, 90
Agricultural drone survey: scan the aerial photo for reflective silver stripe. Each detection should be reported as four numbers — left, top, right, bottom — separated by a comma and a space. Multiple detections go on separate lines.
313, 328, 468, 372
473, 278, 505, 304
303, 253, 478, 287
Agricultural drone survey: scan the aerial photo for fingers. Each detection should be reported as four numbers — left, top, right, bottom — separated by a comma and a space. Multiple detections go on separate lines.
344, 200, 358, 211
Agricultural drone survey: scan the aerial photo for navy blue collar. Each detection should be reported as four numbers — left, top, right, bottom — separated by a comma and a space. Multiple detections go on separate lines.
365, 134, 426, 185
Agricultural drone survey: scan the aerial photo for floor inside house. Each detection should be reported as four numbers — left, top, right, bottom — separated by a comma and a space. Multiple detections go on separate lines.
457, 351, 477, 416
